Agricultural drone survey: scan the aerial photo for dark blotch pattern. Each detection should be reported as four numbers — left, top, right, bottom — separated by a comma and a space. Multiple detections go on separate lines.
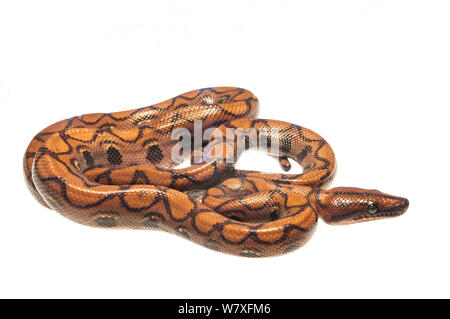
107, 146, 123, 165
146, 145, 164, 164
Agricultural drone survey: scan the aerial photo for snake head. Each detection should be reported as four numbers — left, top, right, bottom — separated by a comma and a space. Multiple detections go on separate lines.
318, 187, 409, 225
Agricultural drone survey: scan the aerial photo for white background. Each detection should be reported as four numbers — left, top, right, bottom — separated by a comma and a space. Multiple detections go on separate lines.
0, 0, 449, 298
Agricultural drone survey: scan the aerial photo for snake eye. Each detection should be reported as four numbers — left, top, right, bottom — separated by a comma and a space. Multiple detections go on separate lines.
367, 204, 378, 214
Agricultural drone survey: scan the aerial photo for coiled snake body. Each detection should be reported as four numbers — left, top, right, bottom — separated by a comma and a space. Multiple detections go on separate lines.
24, 87, 409, 257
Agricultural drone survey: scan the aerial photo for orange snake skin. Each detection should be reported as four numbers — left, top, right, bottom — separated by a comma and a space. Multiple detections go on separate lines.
24, 87, 409, 257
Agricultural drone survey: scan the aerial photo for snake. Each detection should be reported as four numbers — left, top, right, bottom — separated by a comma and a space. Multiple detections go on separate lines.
24, 87, 409, 257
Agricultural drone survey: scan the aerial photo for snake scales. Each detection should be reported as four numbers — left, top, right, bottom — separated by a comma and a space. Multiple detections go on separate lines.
24, 87, 409, 257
